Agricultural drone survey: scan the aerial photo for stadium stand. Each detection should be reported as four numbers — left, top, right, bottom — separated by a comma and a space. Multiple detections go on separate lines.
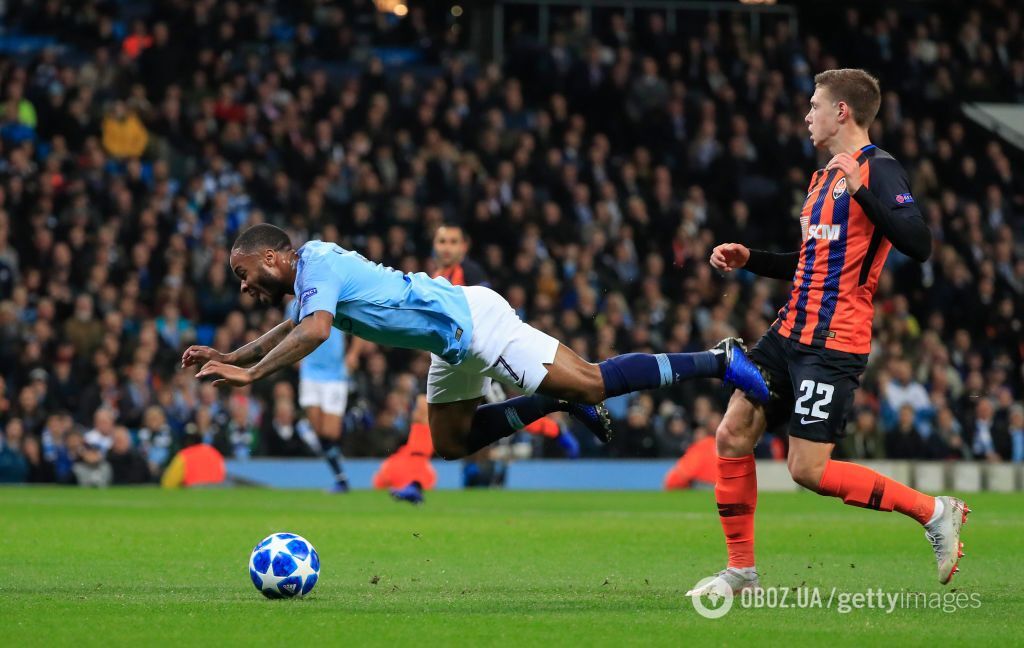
0, 0, 1022, 486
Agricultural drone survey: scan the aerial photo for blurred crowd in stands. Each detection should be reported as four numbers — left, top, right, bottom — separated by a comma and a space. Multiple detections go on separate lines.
1, 0, 1023, 485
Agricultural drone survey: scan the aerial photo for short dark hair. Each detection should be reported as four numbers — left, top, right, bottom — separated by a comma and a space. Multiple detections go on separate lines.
435, 223, 466, 237
814, 68, 881, 128
232, 224, 292, 255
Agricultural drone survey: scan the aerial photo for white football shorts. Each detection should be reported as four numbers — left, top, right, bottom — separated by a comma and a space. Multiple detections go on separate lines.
298, 379, 349, 416
426, 286, 560, 404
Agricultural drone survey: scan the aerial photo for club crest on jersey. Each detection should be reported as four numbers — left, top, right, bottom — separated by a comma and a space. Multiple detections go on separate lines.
832, 177, 847, 199
895, 192, 914, 204
300, 287, 318, 304
806, 223, 842, 241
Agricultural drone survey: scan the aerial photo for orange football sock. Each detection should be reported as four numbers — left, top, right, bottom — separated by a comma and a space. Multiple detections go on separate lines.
406, 422, 434, 456
715, 454, 757, 569
817, 460, 935, 525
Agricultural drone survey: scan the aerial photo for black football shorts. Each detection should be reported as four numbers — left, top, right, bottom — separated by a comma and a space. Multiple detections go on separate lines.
747, 329, 868, 444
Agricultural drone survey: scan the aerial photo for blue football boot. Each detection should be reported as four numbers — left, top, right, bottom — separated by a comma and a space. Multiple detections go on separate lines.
563, 401, 613, 444
391, 481, 424, 505
715, 337, 770, 404
328, 479, 350, 494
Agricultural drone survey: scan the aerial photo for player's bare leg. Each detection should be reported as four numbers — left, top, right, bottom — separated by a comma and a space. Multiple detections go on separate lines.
789, 436, 970, 584
428, 398, 485, 460
427, 345, 610, 460
687, 391, 766, 597
428, 338, 770, 460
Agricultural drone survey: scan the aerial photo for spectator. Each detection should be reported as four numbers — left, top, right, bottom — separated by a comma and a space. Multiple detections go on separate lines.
72, 435, 113, 488
1008, 405, 1024, 463
22, 434, 55, 483
261, 398, 315, 457
221, 398, 259, 460
840, 408, 886, 459
887, 404, 927, 459
0, 1, 1019, 465
108, 426, 152, 484
62, 295, 105, 359
969, 398, 1007, 461
0, 419, 28, 483
101, 100, 148, 158
928, 406, 971, 460
85, 407, 116, 454
136, 406, 176, 474
882, 360, 932, 427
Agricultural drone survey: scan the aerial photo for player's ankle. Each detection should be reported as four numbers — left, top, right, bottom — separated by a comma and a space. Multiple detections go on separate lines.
924, 496, 944, 528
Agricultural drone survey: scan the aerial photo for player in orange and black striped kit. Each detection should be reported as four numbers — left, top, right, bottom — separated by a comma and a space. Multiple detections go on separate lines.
688, 69, 970, 598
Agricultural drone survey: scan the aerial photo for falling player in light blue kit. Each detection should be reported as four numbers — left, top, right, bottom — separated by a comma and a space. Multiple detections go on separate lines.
284, 297, 352, 493
183, 224, 770, 458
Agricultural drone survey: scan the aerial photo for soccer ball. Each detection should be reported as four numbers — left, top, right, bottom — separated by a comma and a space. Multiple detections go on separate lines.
248, 532, 320, 598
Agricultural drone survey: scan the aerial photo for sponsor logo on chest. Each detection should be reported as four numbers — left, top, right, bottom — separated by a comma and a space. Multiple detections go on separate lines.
806, 223, 842, 241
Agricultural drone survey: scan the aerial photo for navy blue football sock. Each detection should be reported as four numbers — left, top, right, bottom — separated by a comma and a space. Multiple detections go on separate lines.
598, 351, 724, 398
324, 444, 347, 483
464, 395, 564, 455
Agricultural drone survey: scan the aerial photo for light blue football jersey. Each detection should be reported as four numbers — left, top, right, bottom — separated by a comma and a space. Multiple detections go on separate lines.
291, 241, 473, 365
285, 299, 347, 382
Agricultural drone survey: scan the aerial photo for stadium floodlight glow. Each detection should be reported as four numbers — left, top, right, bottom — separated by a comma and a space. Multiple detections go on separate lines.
374, 0, 405, 13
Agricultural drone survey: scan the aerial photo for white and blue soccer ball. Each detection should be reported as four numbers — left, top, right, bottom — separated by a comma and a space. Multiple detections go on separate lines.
248, 532, 320, 599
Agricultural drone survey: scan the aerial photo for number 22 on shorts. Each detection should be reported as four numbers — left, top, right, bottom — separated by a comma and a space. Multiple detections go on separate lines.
794, 379, 834, 424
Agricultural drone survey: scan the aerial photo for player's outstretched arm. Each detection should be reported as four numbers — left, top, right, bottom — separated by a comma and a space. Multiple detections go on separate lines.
181, 318, 296, 369
710, 242, 798, 280
196, 311, 333, 387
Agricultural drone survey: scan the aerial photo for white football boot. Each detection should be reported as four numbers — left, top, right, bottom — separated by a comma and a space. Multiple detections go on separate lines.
925, 496, 970, 585
685, 567, 762, 596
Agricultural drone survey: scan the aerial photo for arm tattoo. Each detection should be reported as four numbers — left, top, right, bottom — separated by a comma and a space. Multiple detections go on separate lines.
248, 321, 325, 381
229, 319, 294, 366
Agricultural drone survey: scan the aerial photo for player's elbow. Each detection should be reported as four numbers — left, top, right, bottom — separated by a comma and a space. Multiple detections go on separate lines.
901, 217, 932, 263
304, 311, 333, 343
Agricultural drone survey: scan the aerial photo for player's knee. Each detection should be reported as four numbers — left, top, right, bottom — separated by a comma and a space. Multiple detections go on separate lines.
432, 439, 466, 460
318, 427, 341, 442
787, 457, 824, 491
431, 432, 468, 461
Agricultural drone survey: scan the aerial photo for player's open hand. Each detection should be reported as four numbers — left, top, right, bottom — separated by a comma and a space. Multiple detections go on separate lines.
181, 345, 227, 369
195, 361, 254, 387
710, 243, 750, 272
825, 153, 862, 194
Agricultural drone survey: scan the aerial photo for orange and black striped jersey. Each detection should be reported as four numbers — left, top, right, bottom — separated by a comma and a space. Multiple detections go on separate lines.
433, 258, 488, 287
770, 145, 929, 354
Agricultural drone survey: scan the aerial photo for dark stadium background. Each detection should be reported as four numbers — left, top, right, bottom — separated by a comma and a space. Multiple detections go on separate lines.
0, 0, 1021, 486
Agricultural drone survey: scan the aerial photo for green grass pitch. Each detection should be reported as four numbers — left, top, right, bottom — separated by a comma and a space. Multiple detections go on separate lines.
1, 487, 1020, 646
